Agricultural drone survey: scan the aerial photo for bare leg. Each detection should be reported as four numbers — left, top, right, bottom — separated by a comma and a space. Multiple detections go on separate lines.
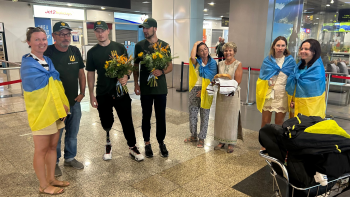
275, 112, 287, 126
33, 133, 64, 194
261, 110, 273, 128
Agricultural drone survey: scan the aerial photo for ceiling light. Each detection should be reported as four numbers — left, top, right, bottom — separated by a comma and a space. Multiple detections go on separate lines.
316, 18, 319, 19
307, 16, 310, 17
326, 4, 330, 6
142, 1, 150, 3
101, 7, 106, 10
67, 3, 72, 6
208, 2, 215, 5
134, 11, 140, 12
331, 0, 334, 3
204, 8, 208, 12
221, 16, 224, 17
204, 14, 209, 15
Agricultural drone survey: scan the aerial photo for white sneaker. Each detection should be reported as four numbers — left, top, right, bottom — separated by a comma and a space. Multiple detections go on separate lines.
129, 146, 144, 162
103, 144, 112, 161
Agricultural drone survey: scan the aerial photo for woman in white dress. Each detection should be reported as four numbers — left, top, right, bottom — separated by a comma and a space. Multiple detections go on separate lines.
256, 36, 296, 130
214, 42, 243, 153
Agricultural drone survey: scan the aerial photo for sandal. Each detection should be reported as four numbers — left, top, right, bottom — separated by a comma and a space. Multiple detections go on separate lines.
49, 180, 70, 187
184, 136, 198, 143
197, 139, 204, 148
39, 185, 64, 195
214, 143, 225, 150
227, 144, 234, 153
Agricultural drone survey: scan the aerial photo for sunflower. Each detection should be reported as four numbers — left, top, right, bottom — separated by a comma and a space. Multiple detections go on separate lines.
138, 52, 144, 57
152, 53, 157, 59
158, 54, 163, 58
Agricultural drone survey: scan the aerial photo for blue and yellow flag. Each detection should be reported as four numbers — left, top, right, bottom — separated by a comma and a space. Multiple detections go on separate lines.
189, 57, 217, 109
286, 57, 326, 118
21, 54, 70, 131
256, 55, 297, 112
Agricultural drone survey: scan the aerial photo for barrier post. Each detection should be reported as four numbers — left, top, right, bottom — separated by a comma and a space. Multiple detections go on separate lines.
176, 61, 188, 92
324, 74, 333, 120
243, 67, 255, 105
19, 69, 23, 96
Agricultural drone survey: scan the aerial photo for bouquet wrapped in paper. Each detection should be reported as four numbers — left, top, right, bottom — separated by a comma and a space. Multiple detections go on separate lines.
104, 54, 133, 96
138, 42, 177, 87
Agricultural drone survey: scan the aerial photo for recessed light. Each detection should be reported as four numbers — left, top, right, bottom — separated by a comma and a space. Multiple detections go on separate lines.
204, 8, 208, 12
208, 2, 215, 5
142, 1, 150, 3
331, 0, 334, 3
101, 7, 106, 10
316, 18, 319, 19
204, 14, 209, 15
67, 3, 72, 6
134, 11, 140, 12
326, 4, 330, 6
221, 16, 224, 17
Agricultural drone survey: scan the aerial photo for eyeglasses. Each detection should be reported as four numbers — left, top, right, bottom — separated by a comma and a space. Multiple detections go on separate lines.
54, 33, 72, 38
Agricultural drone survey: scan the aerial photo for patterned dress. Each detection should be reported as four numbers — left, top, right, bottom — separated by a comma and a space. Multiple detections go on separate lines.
214, 60, 243, 144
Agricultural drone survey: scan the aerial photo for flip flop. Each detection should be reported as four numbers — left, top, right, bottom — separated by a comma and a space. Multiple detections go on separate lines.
39, 185, 64, 195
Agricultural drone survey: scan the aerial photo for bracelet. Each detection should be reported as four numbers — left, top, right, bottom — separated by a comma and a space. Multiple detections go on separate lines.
80, 93, 85, 96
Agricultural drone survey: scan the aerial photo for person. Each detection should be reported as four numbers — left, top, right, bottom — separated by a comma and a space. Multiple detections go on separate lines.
256, 36, 297, 129
184, 41, 217, 148
214, 42, 243, 153
215, 37, 222, 55
216, 38, 225, 62
86, 21, 144, 161
44, 21, 86, 177
134, 18, 173, 157
286, 39, 326, 118
21, 27, 70, 195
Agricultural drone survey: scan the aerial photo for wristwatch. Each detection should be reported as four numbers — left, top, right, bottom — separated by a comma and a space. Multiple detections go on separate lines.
80, 93, 85, 96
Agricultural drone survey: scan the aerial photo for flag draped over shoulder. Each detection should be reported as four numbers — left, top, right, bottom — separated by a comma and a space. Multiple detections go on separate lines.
256, 55, 296, 112
189, 56, 217, 109
21, 54, 69, 131
286, 57, 326, 118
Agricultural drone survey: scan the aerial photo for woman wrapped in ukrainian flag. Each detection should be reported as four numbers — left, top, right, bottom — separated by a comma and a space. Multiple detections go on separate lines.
21, 27, 69, 195
286, 39, 326, 118
256, 36, 297, 129
184, 41, 217, 148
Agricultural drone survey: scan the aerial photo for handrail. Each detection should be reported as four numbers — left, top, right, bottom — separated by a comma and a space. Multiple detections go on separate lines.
0, 67, 21, 70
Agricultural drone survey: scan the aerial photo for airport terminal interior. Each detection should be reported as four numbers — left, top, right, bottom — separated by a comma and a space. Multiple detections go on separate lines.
1, 0, 350, 196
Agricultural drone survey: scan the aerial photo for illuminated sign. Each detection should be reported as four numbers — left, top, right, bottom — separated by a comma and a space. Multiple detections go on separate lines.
114, 12, 148, 24
33, 5, 85, 20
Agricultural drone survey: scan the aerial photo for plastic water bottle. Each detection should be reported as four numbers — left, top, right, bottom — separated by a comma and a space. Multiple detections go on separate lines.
314, 172, 328, 186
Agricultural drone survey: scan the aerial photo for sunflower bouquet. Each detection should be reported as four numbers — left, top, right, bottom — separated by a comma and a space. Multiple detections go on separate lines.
104, 54, 133, 95
137, 42, 177, 87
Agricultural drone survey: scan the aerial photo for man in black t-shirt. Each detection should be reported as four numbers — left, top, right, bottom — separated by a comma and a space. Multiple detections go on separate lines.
44, 21, 86, 177
134, 18, 173, 158
86, 21, 144, 162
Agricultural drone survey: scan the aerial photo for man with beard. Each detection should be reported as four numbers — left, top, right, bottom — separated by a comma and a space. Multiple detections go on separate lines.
44, 22, 86, 176
134, 18, 173, 158
86, 21, 144, 162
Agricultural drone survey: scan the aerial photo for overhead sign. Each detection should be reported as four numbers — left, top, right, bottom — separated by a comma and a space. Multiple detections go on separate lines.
203, 21, 212, 29
33, 5, 85, 20
114, 12, 148, 24
222, 17, 229, 27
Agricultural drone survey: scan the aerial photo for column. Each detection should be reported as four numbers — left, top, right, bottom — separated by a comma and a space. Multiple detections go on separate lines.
152, 0, 204, 88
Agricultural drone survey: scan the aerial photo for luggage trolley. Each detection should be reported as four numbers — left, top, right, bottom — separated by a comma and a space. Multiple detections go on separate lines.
259, 150, 350, 197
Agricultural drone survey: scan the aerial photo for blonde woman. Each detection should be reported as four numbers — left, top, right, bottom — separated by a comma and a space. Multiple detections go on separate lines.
214, 42, 243, 153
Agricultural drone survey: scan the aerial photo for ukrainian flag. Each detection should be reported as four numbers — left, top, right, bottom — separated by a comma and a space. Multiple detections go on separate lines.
21, 54, 70, 131
286, 57, 326, 118
256, 55, 296, 112
189, 57, 217, 109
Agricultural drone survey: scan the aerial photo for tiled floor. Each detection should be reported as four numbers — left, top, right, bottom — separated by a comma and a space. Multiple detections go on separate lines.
1, 70, 350, 196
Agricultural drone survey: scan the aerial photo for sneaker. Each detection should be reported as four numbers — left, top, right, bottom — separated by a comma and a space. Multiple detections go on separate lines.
129, 146, 145, 161
55, 164, 62, 177
159, 144, 169, 157
64, 159, 84, 169
103, 144, 112, 161
145, 144, 153, 158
